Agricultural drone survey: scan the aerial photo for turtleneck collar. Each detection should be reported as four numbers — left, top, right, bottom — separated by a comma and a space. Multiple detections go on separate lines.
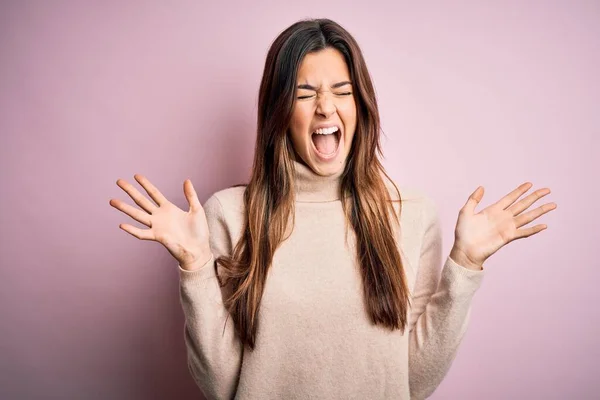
292, 159, 345, 203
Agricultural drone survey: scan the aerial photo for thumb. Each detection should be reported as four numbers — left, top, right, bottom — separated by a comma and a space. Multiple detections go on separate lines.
462, 186, 484, 215
184, 179, 201, 212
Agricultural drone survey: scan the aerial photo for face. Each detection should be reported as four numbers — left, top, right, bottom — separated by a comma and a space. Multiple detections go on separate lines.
288, 47, 357, 176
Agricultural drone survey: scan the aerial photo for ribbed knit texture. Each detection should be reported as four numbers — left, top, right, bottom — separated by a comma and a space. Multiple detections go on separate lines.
178, 160, 485, 400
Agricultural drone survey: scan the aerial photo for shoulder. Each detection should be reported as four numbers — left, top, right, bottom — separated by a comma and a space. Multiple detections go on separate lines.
382, 175, 437, 217
381, 175, 440, 239
203, 185, 247, 221
201, 185, 247, 251
381, 177, 442, 263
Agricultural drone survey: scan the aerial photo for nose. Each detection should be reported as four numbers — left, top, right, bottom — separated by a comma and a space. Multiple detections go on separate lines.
315, 93, 336, 118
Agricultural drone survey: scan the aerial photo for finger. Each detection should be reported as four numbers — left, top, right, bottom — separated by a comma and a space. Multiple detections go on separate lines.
116, 179, 158, 214
508, 188, 551, 216
514, 202, 557, 228
184, 179, 202, 212
462, 186, 484, 215
119, 223, 155, 240
512, 223, 548, 241
134, 174, 169, 207
109, 199, 152, 227
493, 182, 533, 211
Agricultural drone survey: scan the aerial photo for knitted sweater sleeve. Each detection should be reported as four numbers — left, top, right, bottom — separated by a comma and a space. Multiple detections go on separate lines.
408, 195, 485, 399
178, 194, 243, 400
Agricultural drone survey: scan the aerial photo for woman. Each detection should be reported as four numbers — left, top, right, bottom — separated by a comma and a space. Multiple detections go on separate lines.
109, 18, 556, 399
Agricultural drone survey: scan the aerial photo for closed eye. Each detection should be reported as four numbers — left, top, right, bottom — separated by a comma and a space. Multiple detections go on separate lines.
297, 92, 353, 100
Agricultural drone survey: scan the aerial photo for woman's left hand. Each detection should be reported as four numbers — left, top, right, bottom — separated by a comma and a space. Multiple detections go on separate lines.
449, 182, 557, 271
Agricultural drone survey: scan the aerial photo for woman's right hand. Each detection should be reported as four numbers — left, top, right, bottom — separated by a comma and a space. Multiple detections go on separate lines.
109, 174, 212, 271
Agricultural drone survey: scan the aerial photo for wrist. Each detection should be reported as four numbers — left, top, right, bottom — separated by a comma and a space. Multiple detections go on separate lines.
449, 246, 483, 271
181, 252, 213, 272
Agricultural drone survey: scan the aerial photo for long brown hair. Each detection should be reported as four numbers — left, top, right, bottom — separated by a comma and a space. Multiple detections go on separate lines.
216, 18, 409, 350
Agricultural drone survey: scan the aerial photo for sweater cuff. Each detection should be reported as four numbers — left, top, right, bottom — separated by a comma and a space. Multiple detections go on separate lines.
178, 253, 216, 282
442, 255, 485, 299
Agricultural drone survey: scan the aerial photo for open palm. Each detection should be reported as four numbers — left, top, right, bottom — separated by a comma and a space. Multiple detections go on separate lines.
451, 182, 557, 268
109, 174, 212, 270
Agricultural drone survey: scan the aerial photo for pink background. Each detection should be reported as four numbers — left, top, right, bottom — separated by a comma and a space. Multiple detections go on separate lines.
1, 1, 598, 399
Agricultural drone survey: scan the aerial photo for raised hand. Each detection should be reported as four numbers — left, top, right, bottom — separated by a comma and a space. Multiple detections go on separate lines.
109, 175, 212, 271
449, 182, 557, 270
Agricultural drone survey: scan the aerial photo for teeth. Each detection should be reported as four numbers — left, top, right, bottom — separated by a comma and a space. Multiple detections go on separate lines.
313, 126, 339, 135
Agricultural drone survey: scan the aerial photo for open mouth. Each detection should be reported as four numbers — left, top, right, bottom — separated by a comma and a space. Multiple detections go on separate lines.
311, 126, 341, 158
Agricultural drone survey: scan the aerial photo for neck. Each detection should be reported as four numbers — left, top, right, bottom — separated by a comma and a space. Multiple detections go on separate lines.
292, 159, 345, 203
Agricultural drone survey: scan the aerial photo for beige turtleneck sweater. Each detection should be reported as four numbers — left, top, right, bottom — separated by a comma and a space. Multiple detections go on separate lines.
178, 160, 485, 400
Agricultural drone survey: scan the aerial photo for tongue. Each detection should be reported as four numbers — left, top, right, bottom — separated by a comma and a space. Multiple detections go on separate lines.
312, 133, 339, 155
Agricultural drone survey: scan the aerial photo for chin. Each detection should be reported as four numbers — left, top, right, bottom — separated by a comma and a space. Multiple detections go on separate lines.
308, 152, 347, 176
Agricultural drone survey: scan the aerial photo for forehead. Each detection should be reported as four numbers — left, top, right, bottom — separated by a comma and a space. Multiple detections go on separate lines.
297, 47, 350, 83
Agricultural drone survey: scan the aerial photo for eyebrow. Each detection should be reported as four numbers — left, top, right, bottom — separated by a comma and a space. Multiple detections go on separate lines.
297, 81, 352, 91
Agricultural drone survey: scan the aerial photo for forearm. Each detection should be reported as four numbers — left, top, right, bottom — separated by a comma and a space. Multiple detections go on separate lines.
409, 256, 484, 399
179, 253, 243, 400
